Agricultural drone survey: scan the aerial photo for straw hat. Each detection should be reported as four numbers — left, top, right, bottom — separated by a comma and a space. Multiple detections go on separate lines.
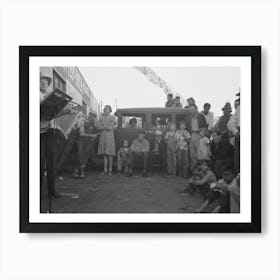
40, 72, 52, 85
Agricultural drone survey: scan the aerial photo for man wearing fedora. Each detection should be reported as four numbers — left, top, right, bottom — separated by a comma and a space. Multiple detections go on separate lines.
214, 102, 232, 136
40, 71, 60, 200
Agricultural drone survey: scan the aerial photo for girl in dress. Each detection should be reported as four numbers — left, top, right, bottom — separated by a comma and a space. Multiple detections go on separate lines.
97, 105, 116, 176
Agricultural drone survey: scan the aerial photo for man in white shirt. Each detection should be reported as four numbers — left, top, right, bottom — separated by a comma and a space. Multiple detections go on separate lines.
201, 103, 214, 131
40, 72, 60, 202
40, 73, 53, 133
227, 99, 240, 143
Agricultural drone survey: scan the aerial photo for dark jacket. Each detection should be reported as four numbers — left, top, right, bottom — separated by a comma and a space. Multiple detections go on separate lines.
197, 113, 208, 128
215, 114, 232, 133
185, 114, 208, 132
149, 139, 166, 158
211, 139, 234, 161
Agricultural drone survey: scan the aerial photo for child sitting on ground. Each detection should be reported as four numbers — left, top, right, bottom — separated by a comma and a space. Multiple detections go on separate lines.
197, 128, 211, 161
180, 160, 216, 197
117, 139, 131, 176
164, 123, 177, 177
195, 168, 236, 213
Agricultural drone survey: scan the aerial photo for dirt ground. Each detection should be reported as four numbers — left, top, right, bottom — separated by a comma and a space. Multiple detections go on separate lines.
40, 169, 205, 213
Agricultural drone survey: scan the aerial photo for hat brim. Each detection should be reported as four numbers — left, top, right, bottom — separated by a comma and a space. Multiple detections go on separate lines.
40, 76, 52, 85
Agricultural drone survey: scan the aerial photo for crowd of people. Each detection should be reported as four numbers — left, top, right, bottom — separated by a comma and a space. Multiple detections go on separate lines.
164, 93, 240, 213
40, 72, 240, 213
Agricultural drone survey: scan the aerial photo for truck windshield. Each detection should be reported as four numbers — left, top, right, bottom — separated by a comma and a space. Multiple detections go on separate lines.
151, 114, 172, 130
121, 114, 145, 128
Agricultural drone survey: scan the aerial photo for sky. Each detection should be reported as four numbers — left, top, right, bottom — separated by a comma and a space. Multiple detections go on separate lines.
79, 66, 240, 117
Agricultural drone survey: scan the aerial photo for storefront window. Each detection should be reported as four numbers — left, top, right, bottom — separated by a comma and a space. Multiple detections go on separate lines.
53, 70, 66, 92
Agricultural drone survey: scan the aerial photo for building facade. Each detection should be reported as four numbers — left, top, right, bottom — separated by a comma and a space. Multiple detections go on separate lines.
40, 66, 100, 116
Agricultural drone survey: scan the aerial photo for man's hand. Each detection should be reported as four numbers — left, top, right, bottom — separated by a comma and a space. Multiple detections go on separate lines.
213, 183, 223, 189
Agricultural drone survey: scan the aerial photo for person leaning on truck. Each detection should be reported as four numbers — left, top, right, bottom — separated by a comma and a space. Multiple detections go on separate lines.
129, 129, 150, 177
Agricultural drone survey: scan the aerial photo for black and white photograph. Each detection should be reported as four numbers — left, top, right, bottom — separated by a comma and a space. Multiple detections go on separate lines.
39, 66, 241, 215
20, 46, 260, 232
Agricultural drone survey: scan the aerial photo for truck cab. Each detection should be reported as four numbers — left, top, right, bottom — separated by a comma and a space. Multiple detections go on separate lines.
114, 107, 191, 149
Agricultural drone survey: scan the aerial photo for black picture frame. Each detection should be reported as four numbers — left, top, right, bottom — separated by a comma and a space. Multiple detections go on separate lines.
20, 46, 261, 233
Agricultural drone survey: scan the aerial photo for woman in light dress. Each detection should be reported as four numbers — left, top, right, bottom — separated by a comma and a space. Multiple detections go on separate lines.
97, 105, 116, 176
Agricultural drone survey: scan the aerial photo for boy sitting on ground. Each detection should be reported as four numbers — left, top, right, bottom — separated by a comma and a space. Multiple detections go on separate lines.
195, 168, 236, 213
180, 160, 216, 198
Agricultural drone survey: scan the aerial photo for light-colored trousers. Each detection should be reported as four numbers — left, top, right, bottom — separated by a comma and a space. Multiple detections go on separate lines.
189, 132, 201, 171
177, 149, 189, 178
166, 146, 177, 175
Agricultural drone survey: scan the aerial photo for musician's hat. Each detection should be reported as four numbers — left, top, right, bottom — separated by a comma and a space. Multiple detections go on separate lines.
40, 72, 52, 85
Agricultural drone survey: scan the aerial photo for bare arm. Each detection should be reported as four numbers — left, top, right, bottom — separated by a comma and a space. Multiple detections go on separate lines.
192, 173, 214, 186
